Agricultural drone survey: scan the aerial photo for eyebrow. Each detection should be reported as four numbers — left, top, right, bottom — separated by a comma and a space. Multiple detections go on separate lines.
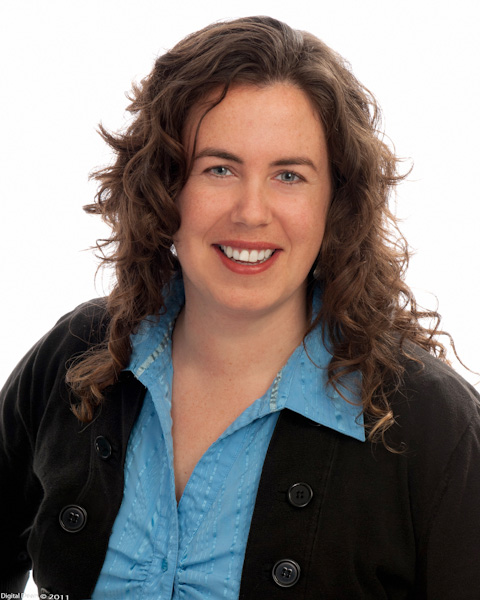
194, 147, 318, 172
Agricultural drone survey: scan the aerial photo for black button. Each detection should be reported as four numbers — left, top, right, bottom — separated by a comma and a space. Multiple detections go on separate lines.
95, 435, 112, 459
59, 505, 87, 532
272, 559, 301, 587
287, 482, 313, 508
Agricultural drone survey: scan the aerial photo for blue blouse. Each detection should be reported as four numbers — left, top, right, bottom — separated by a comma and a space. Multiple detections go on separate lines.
92, 281, 365, 599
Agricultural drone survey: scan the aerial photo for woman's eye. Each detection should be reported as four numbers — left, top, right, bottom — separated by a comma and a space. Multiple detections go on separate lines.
209, 166, 232, 177
276, 171, 302, 183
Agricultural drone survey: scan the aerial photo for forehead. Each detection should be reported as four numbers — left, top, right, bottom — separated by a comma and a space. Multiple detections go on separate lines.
183, 82, 326, 155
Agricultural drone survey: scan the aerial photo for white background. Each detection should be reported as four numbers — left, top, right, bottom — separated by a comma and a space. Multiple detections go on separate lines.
0, 0, 478, 596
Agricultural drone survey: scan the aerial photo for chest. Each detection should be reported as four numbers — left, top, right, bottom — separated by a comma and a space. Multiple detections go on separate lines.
92, 390, 279, 599
170, 369, 265, 501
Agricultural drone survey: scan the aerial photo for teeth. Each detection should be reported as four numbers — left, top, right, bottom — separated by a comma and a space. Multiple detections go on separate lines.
219, 245, 276, 264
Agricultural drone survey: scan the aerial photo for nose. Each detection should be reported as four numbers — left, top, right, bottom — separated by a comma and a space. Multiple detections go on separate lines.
230, 180, 272, 228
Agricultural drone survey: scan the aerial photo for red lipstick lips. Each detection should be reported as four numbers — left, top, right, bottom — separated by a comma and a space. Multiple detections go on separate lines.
213, 241, 281, 275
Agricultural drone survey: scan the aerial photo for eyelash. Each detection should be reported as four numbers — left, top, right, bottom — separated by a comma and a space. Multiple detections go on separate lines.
207, 166, 304, 184
208, 166, 232, 177
275, 171, 304, 184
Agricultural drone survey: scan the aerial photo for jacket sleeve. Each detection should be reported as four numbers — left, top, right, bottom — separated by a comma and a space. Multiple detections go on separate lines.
398, 347, 480, 599
1, 338, 46, 592
419, 409, 480, 598
0, 300, 107, 593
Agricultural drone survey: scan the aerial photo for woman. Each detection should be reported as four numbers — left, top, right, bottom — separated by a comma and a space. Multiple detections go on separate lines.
1, 16, 479, 599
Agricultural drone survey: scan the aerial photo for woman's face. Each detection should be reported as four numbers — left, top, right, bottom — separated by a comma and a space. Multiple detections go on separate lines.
174, 82, 332, 320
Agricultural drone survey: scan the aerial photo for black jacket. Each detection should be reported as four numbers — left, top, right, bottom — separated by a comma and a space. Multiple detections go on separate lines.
1, 300, 480, 599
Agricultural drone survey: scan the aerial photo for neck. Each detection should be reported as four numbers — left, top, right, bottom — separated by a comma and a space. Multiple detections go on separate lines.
172, 291, 308, 379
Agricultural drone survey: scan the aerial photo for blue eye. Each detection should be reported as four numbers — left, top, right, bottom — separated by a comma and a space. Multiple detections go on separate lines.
276, 171, 302, 183
209, 166, 232, 177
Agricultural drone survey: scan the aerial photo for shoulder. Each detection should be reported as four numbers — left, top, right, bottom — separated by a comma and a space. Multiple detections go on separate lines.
24, 298, 108, 367
394, 343, 479, 425
386, 342, 480, 459
1, 299, 109, 418
400, 342, 478, 398
43, 298, 109, 353
385, 345, 480, 594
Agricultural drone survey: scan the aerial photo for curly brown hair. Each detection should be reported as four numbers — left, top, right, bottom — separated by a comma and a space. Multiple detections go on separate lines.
67, 16, 449, 443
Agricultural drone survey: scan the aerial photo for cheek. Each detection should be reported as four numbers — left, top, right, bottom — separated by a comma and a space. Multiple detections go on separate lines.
175, 188, 220, 249
288, 201, 328, 245
306, 226, 326, 260
296, 210, 329, 263
175, 186, 203, 236
178, 179, 232, 235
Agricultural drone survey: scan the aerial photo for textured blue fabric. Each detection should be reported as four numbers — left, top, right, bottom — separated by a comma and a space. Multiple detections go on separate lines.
92, 281, 364, 599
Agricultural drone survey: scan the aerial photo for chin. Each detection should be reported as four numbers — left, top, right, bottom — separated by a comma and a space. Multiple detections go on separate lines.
212, 288, 287, 318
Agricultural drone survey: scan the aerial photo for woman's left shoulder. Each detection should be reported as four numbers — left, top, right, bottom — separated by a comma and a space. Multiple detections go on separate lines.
397, 342, 478, 409
389, 342, 480, 451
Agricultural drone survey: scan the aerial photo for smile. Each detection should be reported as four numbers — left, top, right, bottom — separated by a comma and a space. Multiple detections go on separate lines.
219, 245, 276, 264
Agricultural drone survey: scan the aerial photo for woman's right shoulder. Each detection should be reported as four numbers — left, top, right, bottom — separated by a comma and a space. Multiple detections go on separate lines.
36, 297, 110, 357
50, 297, 110, 346
1, 299, 110, 411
